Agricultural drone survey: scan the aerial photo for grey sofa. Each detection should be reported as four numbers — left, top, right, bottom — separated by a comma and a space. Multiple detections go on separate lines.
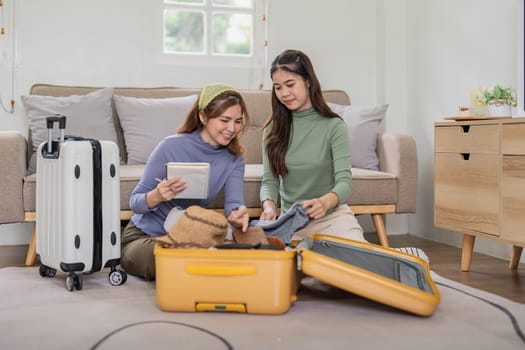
0, 84, 418, 265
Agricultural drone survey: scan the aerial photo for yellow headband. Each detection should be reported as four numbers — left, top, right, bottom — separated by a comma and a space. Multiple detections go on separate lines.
198, 83, 236, 110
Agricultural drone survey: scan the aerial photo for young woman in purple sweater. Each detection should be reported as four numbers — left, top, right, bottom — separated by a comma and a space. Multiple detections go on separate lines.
121, 84, 250, 280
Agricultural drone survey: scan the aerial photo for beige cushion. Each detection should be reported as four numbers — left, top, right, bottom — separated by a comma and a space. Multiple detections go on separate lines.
119, 165, 144, 210
348, 168, 397, 205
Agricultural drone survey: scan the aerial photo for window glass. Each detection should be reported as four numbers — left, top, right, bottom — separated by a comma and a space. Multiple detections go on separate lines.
166, 0, 204, 5
164, 0, 257, 57
164, 10, 205, 54
212, 13, 252, 55
213, 0, 252, 8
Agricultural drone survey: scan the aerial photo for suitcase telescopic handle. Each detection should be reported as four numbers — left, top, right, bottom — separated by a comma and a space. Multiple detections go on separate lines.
46, 114, 66, 154
46, 114, 66, 129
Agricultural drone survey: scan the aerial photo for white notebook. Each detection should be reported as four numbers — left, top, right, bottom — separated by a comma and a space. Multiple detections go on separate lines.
166, 162, 210, 199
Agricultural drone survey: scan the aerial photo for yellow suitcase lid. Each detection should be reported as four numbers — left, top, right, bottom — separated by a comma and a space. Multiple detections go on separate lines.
298, 234, 441, 317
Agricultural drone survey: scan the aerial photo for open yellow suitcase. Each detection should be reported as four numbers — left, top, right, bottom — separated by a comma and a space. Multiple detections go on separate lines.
154, 234, 441, 316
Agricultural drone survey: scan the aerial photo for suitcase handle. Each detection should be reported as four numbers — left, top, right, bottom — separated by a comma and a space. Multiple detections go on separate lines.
46, 114, 66, 129
46, 114, 66, 154
185, 264, 256, 276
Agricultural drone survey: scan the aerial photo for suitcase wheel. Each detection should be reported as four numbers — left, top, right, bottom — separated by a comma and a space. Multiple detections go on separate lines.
108, 269, 127, 286
39, 265, 56, 278
65, 273, 82, 292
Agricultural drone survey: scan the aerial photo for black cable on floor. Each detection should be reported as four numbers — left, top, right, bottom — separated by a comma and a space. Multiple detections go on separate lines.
436, 281, 525, 344
90, 320, 234, 350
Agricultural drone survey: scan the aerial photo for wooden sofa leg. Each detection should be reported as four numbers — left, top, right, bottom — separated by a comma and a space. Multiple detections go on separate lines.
371, 214, 389, 247
24, 225, 37, 266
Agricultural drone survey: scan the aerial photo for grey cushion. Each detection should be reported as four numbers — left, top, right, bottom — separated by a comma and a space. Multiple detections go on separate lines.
328, 103, 388, 170
113, 94, 198, 165
22, 87, 118, 174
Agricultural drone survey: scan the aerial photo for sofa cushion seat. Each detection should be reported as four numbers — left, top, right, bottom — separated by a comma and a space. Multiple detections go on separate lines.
348, 168, 397, 205
23, 165, 146, 213
23, 164, 266, 212
22, 174, 36, 213
119, 165, 145, 211
22, 164, 397, 213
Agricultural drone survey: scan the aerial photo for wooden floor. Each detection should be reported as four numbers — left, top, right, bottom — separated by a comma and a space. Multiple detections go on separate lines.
1, 233, 523, 303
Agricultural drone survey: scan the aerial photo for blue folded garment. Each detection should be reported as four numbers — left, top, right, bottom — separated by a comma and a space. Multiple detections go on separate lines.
249, 202, 310, 243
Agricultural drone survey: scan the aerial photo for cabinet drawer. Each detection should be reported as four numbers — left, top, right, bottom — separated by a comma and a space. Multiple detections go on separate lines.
434, 153, 499, 235
435, 124, 499, 153
501, 124, 525, 155
501, 156, 525, 242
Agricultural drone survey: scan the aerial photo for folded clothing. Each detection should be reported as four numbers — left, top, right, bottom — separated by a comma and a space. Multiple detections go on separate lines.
249, 202, 310, 243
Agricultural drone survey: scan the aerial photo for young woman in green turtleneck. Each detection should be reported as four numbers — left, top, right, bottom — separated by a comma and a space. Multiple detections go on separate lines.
259, 49, 365, 242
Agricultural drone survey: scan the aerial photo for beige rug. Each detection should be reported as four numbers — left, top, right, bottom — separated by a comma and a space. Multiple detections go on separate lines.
0, 267, 523, 350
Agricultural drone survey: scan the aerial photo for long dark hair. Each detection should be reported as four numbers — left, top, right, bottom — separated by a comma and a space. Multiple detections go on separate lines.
264, 49, 340, 176
178, 90, 250, 158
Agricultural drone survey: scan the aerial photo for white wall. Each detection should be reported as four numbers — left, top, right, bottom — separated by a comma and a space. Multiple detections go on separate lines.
0, 0, 520, 261
403, 0, 519, 260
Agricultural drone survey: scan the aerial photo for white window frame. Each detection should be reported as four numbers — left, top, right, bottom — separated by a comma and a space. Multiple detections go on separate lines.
159, 0, 267, 69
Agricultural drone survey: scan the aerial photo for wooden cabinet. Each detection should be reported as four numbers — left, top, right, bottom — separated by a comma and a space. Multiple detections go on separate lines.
434, 119, 524, 271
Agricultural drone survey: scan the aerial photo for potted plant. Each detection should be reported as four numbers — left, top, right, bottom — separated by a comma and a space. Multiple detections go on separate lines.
474, 85, 516, 116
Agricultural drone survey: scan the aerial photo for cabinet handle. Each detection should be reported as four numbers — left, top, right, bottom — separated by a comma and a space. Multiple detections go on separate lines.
461, 125, 470, 133
461, 153, 470, 160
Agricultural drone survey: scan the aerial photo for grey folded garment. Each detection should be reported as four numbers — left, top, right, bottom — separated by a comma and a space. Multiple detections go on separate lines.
249, 202, 310, 243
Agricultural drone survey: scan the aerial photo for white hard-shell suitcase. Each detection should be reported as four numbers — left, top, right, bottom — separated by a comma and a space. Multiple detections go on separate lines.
36, 115, 127, 291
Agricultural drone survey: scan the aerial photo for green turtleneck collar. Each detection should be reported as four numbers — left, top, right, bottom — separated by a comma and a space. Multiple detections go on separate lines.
292, 107, 316, 118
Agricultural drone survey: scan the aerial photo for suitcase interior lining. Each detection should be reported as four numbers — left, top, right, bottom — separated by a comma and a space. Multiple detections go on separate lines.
309, 239, 434, 294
